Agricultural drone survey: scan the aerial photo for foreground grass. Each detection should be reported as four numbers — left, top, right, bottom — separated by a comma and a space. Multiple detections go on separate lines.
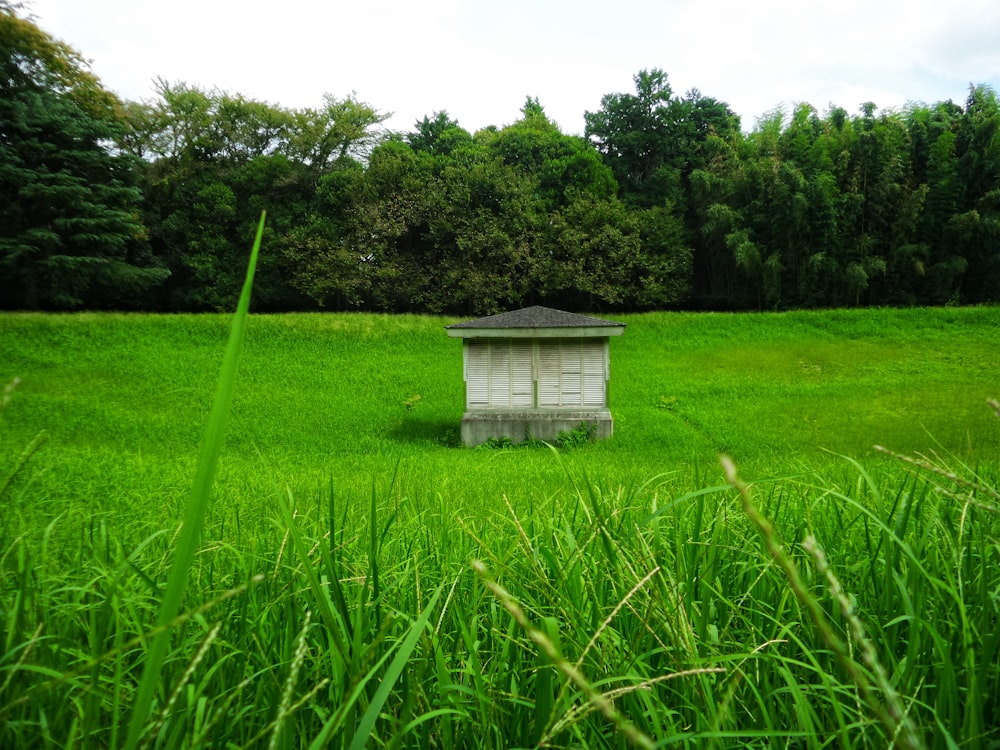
1, 307, 998, 748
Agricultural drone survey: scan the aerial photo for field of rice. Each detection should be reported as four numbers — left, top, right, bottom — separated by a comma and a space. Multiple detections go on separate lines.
1, 304, 998, 748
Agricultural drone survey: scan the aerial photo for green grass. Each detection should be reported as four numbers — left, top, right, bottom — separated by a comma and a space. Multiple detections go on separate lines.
0, 305, 998, 748
1, 307, 996, 516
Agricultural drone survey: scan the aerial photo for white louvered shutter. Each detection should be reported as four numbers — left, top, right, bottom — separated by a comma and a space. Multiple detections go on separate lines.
537, 339, 605, 407
510, 341, 534, 407
465, 340, 489, 408
582, 340, 606, 406
560, 340, 582, 405
537, 341, 563, 406
489, 341, 511, 407
469, 337, 607, 409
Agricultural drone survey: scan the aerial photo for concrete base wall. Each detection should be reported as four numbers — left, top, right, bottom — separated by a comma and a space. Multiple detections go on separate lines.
461, 409, 613, 447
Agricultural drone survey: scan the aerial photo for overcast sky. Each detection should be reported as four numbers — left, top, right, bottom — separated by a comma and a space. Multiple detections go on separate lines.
26, 0, 1000, 135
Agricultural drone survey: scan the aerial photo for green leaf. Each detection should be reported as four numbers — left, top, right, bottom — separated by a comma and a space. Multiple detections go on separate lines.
123, 211, 266, 750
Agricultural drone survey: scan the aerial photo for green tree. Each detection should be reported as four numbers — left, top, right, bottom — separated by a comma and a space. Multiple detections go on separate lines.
0, 3, 167, 309
954, 85, 1000, 302
356, 136, 541, 314
286, 93, 388, 170
125, 82, 386, 310
348, 138, 446, 311
585, 69, 683, 207
298, 106, 694, 315
686, 130, 748, 306
487, 98, 616, 211
407, 110, 473, 157
538, 190, 691, 310
588, 70, 737, 307
272, 162, 368, 310
585, 70, 739, 209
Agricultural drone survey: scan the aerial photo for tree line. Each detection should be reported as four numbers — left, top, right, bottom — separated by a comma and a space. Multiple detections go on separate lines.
3, 3, 999, 313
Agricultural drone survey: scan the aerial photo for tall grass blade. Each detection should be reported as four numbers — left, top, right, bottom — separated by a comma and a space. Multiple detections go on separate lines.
123, 211, 267, 750
723, 455, 927, 750
275, 475, 351, 663
346, 583, 443, 750
0, 430, 48, 503
473, 560, 656, 750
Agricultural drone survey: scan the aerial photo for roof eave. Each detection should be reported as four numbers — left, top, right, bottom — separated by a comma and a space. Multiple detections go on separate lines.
446, 325, 625, 339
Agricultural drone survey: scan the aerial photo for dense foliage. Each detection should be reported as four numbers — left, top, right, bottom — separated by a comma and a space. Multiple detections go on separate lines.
2, 4, 999, 312
0, 1, 168, 309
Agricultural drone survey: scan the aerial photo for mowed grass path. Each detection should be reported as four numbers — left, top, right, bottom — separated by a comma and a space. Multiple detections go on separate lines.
1, 307, 998, 749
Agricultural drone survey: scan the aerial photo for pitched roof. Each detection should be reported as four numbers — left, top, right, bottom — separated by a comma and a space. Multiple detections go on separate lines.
447, 306, 624, 330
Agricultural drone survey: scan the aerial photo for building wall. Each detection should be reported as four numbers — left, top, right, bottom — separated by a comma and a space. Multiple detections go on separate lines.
464, 338, 533, 408
461, 410, 613, 446
463, 337, 608, 410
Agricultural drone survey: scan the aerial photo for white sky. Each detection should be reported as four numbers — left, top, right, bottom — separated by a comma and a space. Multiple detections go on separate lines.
25, 0, 1000, 135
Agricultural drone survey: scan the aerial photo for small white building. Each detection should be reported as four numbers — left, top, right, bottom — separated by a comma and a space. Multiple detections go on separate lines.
446, 306, 625, 446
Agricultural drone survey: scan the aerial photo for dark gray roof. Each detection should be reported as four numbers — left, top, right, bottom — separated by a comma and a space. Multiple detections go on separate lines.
447, 306, 625, 330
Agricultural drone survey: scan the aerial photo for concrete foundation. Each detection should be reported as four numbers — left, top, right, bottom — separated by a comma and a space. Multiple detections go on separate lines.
461, 409, 613, 447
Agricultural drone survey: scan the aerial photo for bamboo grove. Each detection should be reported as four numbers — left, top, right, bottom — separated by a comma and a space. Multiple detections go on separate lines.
3, 4, 999, 314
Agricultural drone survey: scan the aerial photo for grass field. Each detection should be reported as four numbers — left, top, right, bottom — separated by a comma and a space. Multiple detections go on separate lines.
1, 306, 998, 748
